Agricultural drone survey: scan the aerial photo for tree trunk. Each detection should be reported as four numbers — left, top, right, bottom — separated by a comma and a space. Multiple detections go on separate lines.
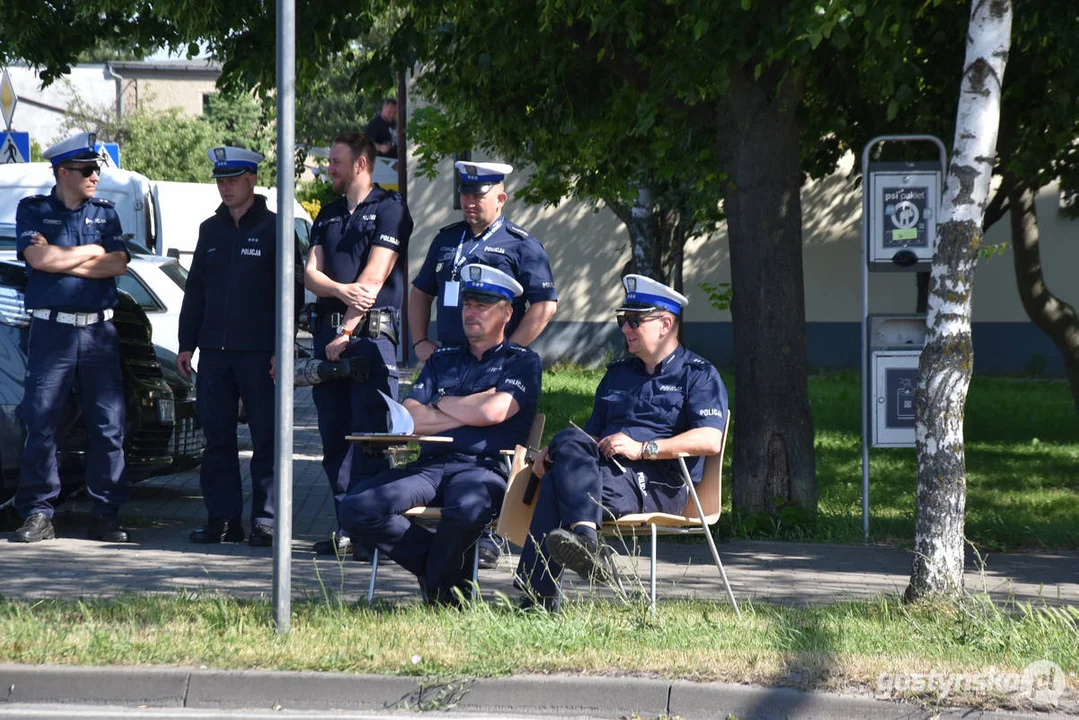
907, 0, 1012, 602
609, 186, 663, 279
1005, 174, 1079, 414
719, 67, 817, 516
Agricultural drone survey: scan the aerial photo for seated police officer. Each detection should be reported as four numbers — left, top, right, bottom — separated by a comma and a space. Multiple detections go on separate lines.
179, 147, 291, 547
340, 264, 542, 605
514, 275, 729, 608
11, 132, 131, 544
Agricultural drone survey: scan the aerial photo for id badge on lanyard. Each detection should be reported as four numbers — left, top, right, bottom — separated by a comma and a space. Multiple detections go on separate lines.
445, 216, 504, 307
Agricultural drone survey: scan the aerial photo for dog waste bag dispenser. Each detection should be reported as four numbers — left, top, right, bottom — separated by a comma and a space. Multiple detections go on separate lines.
868, 315, 926, 447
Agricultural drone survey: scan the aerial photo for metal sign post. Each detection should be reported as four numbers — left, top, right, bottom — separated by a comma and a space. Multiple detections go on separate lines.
860, 135, 946, 543
273, 0, 297, 635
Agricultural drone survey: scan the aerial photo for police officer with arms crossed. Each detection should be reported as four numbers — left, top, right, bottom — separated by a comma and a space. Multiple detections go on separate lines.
514, 275, 729, 609
341, 264, 542, 605
409, 160, 557, 569
11, 132, 131, 544
305, 131, 414, 557
178, 146, 295, 547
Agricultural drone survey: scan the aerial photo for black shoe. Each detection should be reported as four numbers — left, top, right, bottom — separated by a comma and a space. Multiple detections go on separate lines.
190, 518, 245, 544
249, 524, 274, 547
547, 527, 609, 582
313, 532, 352, 557
13, 512, 55, 543
87, 515, 130, 543
352, 543, 371, 562
517, 595, 559, 612
477, 543, 500, 570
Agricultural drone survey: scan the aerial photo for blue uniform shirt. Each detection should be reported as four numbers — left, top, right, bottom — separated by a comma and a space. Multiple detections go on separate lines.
178, 194, 300, 355
15, 190, 127, 312
585, 345, 728, 486
310, 185, 413, 314
409, 340, 542, 460
413, 217, 557, 346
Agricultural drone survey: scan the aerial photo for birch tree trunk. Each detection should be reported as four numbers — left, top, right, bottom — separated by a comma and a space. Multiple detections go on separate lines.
906, 0, 1012, 601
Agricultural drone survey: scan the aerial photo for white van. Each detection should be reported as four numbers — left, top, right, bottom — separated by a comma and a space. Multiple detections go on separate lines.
0, 162, 160, 252
152, 180, 313, 269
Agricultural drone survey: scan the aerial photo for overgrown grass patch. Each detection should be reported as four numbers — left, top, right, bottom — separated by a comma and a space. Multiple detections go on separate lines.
1, 593, 1074, 701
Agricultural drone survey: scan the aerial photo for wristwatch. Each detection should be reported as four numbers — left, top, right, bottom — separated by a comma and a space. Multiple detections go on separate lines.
335, 325, 352, 337
431, 388, 446, 410
643, 440, 660, 460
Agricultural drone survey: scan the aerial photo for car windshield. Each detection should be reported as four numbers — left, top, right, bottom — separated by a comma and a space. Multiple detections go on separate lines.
159, 261, 187, 291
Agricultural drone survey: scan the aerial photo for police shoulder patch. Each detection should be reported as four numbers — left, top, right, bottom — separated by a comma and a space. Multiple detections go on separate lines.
89, 198, 115, 208
438, 220, 468, 233
504, 222, 530, 239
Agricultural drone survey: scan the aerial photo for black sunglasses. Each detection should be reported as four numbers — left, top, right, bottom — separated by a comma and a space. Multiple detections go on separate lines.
615, 313, 661, 329
63, 164, 100, 178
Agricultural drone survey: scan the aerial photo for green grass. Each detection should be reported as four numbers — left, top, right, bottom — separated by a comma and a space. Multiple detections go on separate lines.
0, 593, 1074, 704
537, 368, 1079, 551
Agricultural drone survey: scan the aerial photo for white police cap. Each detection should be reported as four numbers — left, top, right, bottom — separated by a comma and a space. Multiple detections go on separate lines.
460, 263, 524, 302
43, 132, 102, 166
617, 274, 689, 316
455, 160, 513, 194
208, 146, 264, 178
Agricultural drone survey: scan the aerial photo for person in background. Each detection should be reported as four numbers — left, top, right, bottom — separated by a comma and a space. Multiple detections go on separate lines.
11, 132, 131, 544
304, 130, 414, 559
179, 146, 299, 548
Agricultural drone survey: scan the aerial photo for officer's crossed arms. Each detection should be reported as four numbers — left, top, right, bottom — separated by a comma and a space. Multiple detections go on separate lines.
22, 234, 128, 279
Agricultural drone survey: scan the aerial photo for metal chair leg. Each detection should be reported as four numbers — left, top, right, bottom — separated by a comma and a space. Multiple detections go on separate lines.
367, 547, 380, 606
679, 457, 740, 617
649, 522, 658, 618
471, 541, 480, 602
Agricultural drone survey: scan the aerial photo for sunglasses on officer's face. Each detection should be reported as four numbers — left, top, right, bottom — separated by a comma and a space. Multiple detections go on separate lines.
616, 313, 662, 329
63, 164, 100, 178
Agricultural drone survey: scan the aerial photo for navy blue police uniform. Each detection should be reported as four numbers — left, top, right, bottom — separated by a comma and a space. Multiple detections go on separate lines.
414, 217, 557, 347
14, 190, 129, 522
340, 339, 542, 602
179, 190, 295, 534
309, 185, 413, 524
515, 348, 728, 601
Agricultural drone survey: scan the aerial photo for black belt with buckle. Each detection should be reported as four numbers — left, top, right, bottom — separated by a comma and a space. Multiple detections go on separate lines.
312, 307, 399, 345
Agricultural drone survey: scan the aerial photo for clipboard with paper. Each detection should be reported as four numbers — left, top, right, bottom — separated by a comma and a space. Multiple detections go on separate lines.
345, 391, 453, 445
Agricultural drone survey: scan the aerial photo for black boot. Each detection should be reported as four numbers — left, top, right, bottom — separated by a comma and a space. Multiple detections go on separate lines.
190, 517, 245, 544
87, 515, 130, 543
13, 512, 55, 543
547, 526, 609, 582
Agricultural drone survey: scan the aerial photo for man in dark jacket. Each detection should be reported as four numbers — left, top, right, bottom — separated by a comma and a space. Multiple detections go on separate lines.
178, 146, 295, 547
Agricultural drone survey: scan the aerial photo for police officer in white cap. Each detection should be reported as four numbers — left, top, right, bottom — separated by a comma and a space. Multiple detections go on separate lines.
179, 146, 301, 548
514, 274, 730, 609
341, 263, 543, 605
11, 132, 132, 544
409, 159, 558, 568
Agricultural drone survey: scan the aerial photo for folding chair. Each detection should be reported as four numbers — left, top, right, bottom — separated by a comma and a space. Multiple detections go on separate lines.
364, 413, 545, 605
599, 412, 739, 617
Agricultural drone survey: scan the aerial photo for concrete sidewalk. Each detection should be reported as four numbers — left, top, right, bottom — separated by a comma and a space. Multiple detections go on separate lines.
2, 386, 1077, 607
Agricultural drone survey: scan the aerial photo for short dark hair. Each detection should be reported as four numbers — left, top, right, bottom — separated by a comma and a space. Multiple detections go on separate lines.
332, 131, 376, 169
382, 98, 397, 107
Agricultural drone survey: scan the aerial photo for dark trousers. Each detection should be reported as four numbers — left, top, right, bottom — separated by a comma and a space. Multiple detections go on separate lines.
311, 324, 398, 531
514, 427, 687, 599
196, 349, 276, 527
16, 318, 126, 519
340, 454, 507, 597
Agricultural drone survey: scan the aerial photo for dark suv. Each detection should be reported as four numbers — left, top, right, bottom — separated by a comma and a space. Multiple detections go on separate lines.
0, 259, 195, 501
